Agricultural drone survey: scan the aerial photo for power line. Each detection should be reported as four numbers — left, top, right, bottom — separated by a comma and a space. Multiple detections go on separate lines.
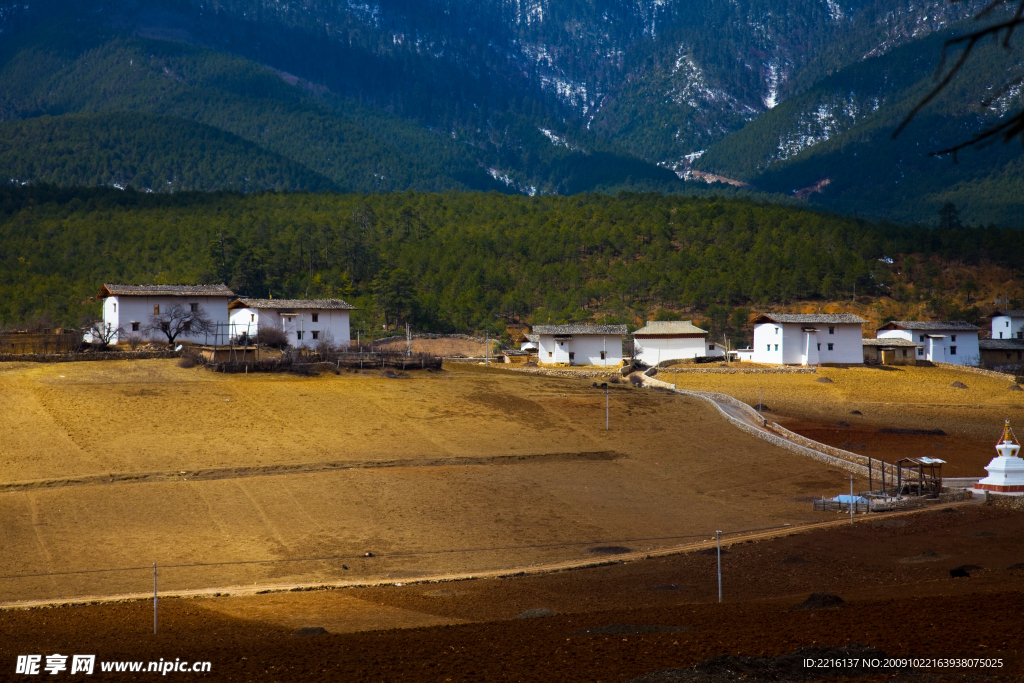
0, 523, 802, 581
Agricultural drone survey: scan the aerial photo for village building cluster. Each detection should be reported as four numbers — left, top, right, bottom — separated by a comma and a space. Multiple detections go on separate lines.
92, 284, 355, 351
92, 282, 1023, 369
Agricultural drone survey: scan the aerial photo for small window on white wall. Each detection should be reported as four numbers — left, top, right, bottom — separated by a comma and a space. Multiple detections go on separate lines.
312, 314, 319, 323
131, 322, 140, 332
113, 303, 116, 312
827, 343, 834, 351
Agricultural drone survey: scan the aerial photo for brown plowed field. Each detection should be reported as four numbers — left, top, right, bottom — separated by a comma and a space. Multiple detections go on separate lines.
664, 364, 1024, 476
2, 505, 1022, 681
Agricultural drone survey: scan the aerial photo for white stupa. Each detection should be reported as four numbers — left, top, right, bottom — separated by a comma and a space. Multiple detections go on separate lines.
974, 421, 1024, 496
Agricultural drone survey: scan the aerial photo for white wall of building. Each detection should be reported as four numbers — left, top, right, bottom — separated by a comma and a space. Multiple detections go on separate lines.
752, 322, 862, 365
229, 308, 351, 349
878, 328, 979, 365
992, 315, 1024, 340
817, 324, 864, 364
635, 337, 724, 365
752, 323, 785, 364
102, 295, 231, 344
538, 334, 621, 366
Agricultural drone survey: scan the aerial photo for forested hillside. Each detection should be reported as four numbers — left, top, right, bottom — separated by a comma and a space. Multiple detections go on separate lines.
0, 14, 689, 196
694, 20, 1024, 227
0, 112, 338, 192
2, 187, 1019, 339
0, 0, 1013, 219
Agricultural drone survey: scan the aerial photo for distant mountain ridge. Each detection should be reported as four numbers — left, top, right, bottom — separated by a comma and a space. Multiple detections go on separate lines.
0, 0, 1020, 225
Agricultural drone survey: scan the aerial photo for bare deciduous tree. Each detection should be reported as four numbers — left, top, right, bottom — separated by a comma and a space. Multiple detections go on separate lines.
896, 0, 1024, 155
145, 302, 214, 346
314, 329, 338, 361
84, 319, 122, 350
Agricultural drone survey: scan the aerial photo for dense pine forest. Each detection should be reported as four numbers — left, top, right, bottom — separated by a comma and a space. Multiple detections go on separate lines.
1, 187, 1020, 340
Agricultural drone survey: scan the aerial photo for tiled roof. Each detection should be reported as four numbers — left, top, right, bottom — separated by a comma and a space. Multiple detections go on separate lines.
230, 298, 356, 310
533, 324, 628, 335
755, 313, 867, 324
878, 320, 980, 331
979, 338, 1024, 350
100, 284, 234, 297
862, 338, 922, 347
525, 334, 539, 342
634, 320, 707, 336
989, 310, 1024, 318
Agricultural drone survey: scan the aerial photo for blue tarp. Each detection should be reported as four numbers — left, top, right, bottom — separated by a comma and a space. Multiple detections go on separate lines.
832, 495, 870, 504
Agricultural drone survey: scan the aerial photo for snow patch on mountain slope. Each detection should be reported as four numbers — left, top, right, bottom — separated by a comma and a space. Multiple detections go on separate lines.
989, 82, 1023, 116
488, 167, 537, 195
824, 0, 846, 22
507, 0, 545, 25
541, 75, 594, 114
775, 92, 880, 160
668, 46, 751, 113
763, 59, 786, 109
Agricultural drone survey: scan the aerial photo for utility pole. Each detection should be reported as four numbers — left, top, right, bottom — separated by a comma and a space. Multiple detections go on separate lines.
485, 331, 490, 366
605, 383, 609, 430
716, 531, 723, 603
406, 322, 411, 357
153, 563, 158, 635
850, 474, 855, 524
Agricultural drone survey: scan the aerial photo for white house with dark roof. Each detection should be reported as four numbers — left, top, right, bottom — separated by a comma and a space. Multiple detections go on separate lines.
534, 324, 626, 366
989, 310, 1024, 340
876, 321, 980, 365
96, 284, 235, 344
632, 320, 724, 366
517, 333, 539, 351
228, 298, 355, 349
751, 313, 866, 365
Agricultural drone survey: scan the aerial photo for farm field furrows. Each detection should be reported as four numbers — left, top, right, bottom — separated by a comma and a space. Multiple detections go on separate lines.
2, 505, 1023, 682
664, 365, 1024, 475
0, 360, 852, 603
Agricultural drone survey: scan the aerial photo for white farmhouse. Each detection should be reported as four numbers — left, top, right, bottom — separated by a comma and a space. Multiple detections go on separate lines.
989, 309, 1024, 340
96, 284, 235, 344
534, 324, 626, 366
876, 320, 980, 365
751, 313, 866, 366
228, 298, 355, 349
517, 333, 539, 351
632, 320, 724, 366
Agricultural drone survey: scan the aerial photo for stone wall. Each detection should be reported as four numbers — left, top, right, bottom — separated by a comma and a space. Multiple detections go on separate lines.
655, 366, 818, 375
642, 375, 871, 478
0, 350, 181, 363
767, 422, 898, 479
933, 362, 1017, 382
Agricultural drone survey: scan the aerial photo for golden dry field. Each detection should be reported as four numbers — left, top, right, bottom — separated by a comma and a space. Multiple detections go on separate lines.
666, 364, 1024, 475
0, 360, 851, 604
